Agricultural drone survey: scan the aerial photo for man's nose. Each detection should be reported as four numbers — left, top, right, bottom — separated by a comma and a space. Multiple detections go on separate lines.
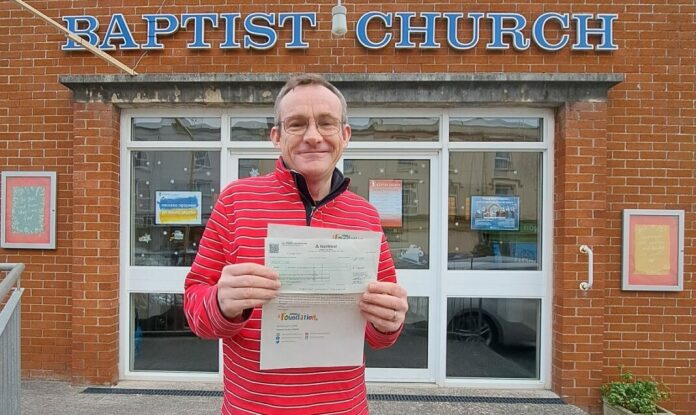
302, 121, 323, 143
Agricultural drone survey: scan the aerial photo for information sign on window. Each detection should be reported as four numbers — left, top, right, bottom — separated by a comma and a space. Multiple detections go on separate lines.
369, 180, 402, 228
470, 195, 519, 231
155, 191, 202, 225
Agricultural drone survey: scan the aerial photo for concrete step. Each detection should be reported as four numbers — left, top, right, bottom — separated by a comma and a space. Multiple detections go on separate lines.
21, 381, 589, 415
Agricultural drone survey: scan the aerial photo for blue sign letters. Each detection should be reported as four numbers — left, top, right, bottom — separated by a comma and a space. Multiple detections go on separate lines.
60, 11, 618, 52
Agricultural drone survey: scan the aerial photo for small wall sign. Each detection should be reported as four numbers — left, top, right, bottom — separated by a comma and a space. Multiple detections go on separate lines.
1, 171, 57, 249
622, 209, 684, 291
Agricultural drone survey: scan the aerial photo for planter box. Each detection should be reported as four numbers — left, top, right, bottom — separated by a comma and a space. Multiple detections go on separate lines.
603, 400, 675, 415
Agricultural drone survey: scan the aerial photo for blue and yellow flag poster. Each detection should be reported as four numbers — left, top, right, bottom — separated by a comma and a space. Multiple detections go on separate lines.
155, 191, 202, 225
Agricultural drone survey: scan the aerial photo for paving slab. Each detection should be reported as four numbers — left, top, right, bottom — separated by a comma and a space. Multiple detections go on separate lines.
20, 381, 588, 415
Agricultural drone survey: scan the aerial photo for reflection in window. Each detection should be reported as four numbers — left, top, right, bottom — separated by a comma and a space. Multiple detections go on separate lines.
193, 151, 212, 170
494, 152, 512, 170
130, 293, 218, 372
230, 117, 274, 141
450, 118, 541, 142
238, 159, 277, 179
132, 118, 221, 141
448, 152, 541, 271
365, 297, 428, 368
133, 151, 149, 169
349, 117, 439, 142
131, 150, 220, 267
344, 159, 430, 270
446, 298, 539, 378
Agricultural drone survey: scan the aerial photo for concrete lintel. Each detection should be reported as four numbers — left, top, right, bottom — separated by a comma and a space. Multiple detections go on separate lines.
59, 73, 623, 106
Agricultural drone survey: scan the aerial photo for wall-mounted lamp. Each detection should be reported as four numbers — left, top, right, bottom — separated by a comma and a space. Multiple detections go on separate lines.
331, 1, 347, 37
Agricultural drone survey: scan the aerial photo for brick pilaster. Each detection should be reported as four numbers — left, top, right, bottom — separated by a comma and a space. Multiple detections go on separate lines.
552, 101, 609, 414
70, 102, 120, 384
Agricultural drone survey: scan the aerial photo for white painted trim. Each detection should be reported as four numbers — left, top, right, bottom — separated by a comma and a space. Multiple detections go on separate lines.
447, 142, 547, 151
118, 106, 555, 387
119, 113, 131, 380
541, 110, 555, 388
443, 378, 547, 389
438, 107, 553, 386
366, 368, 435, 383
121, 370, 220, 382
350, 108, 445, 118
127, 141, 223, 150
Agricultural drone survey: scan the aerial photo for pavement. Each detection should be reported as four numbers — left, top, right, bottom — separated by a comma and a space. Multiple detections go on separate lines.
19, 380, 589, 415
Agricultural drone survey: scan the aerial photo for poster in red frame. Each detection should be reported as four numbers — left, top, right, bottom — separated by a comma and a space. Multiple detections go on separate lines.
622, 209, 684, 291
1, 172, 56, 249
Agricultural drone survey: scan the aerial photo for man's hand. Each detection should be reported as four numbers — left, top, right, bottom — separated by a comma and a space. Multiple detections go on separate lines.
359, 281, 408, 333
217, 263, 280, 320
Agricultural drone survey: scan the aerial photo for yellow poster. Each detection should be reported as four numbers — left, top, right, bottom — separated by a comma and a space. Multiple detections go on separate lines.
633, 224, 670, 275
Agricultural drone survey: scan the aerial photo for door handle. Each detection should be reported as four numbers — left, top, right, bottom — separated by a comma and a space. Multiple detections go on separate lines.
579, 245, 593, 291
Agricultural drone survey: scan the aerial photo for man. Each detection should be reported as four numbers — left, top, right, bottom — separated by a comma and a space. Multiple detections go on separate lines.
184, 73, 408, 414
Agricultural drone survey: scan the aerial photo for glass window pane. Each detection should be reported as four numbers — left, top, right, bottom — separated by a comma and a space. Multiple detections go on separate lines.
131, 293, 218, 372
448, 152, 541, 271
344, 159, 430, 270
349, 117, 439, 142
230, 117, 274, 141
238, 158, 277, 179
449, 117, 541, 142
446, 298, 539, 378
132, 117, 221, 141
131, 150, 220, 266
365, 297, 428, 368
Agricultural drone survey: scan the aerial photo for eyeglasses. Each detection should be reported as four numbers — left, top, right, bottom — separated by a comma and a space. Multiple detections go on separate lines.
278, 116, 343, 136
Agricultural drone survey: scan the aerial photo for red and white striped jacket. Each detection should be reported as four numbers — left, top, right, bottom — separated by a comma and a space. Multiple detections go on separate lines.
184, 158, 400, 414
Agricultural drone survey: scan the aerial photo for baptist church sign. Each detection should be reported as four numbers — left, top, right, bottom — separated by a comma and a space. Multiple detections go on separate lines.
60, 11, 618, 53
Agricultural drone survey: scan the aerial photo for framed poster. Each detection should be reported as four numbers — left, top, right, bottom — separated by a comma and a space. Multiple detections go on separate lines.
1, 171, 57, 249
470, 195, 519, 231
369, 180, 402, 228
622, 209, 684, 291
155, 191, 202, 225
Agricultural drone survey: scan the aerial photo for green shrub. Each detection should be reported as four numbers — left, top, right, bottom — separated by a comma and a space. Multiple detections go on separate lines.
601, 367, 670, 414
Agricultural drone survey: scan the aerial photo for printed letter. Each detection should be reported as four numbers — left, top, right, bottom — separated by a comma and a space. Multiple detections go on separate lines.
61, 15, 99, 50
278, 13, 316, 48
356, 11, 392, 49
487, 13, 530, 50
572, 14, 618, 51
244, 13, 278, 50
181, 13, 219, 48
394, 12, 441, 48
532, 12, 570, 51
142, 14, 179, 49
444, 12, 483, 50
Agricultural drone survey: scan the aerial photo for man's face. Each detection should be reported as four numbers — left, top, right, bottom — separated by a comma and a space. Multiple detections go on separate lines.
270, 84, 351, 183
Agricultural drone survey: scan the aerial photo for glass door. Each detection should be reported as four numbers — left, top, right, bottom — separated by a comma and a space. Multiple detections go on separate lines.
342, 153, 438, 382
121, 114, 224, 381
442, 113, 553, 387
228, 151, 439, 383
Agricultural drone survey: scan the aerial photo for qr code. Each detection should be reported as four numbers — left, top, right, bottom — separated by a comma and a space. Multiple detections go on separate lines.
269, 243, 279, 253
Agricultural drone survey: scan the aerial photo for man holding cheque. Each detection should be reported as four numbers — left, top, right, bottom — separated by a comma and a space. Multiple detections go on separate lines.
184, 73, 408, 415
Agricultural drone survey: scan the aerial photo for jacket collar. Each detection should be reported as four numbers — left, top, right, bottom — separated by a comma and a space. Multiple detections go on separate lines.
274, 157, 350, 207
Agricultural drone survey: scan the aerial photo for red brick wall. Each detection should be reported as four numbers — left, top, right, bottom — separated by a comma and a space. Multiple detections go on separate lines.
70, 102, 120, 384
1, 1, 693, 413
553, 101, 609, 413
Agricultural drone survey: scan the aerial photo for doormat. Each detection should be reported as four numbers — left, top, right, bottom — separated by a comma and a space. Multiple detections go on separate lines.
82, 388, 566, 404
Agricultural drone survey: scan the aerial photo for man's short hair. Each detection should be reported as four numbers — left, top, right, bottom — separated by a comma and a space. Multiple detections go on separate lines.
274, 74, 348, 124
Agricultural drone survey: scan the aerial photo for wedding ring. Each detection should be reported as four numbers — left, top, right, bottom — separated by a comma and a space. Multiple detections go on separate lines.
392, 309, 397, 322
